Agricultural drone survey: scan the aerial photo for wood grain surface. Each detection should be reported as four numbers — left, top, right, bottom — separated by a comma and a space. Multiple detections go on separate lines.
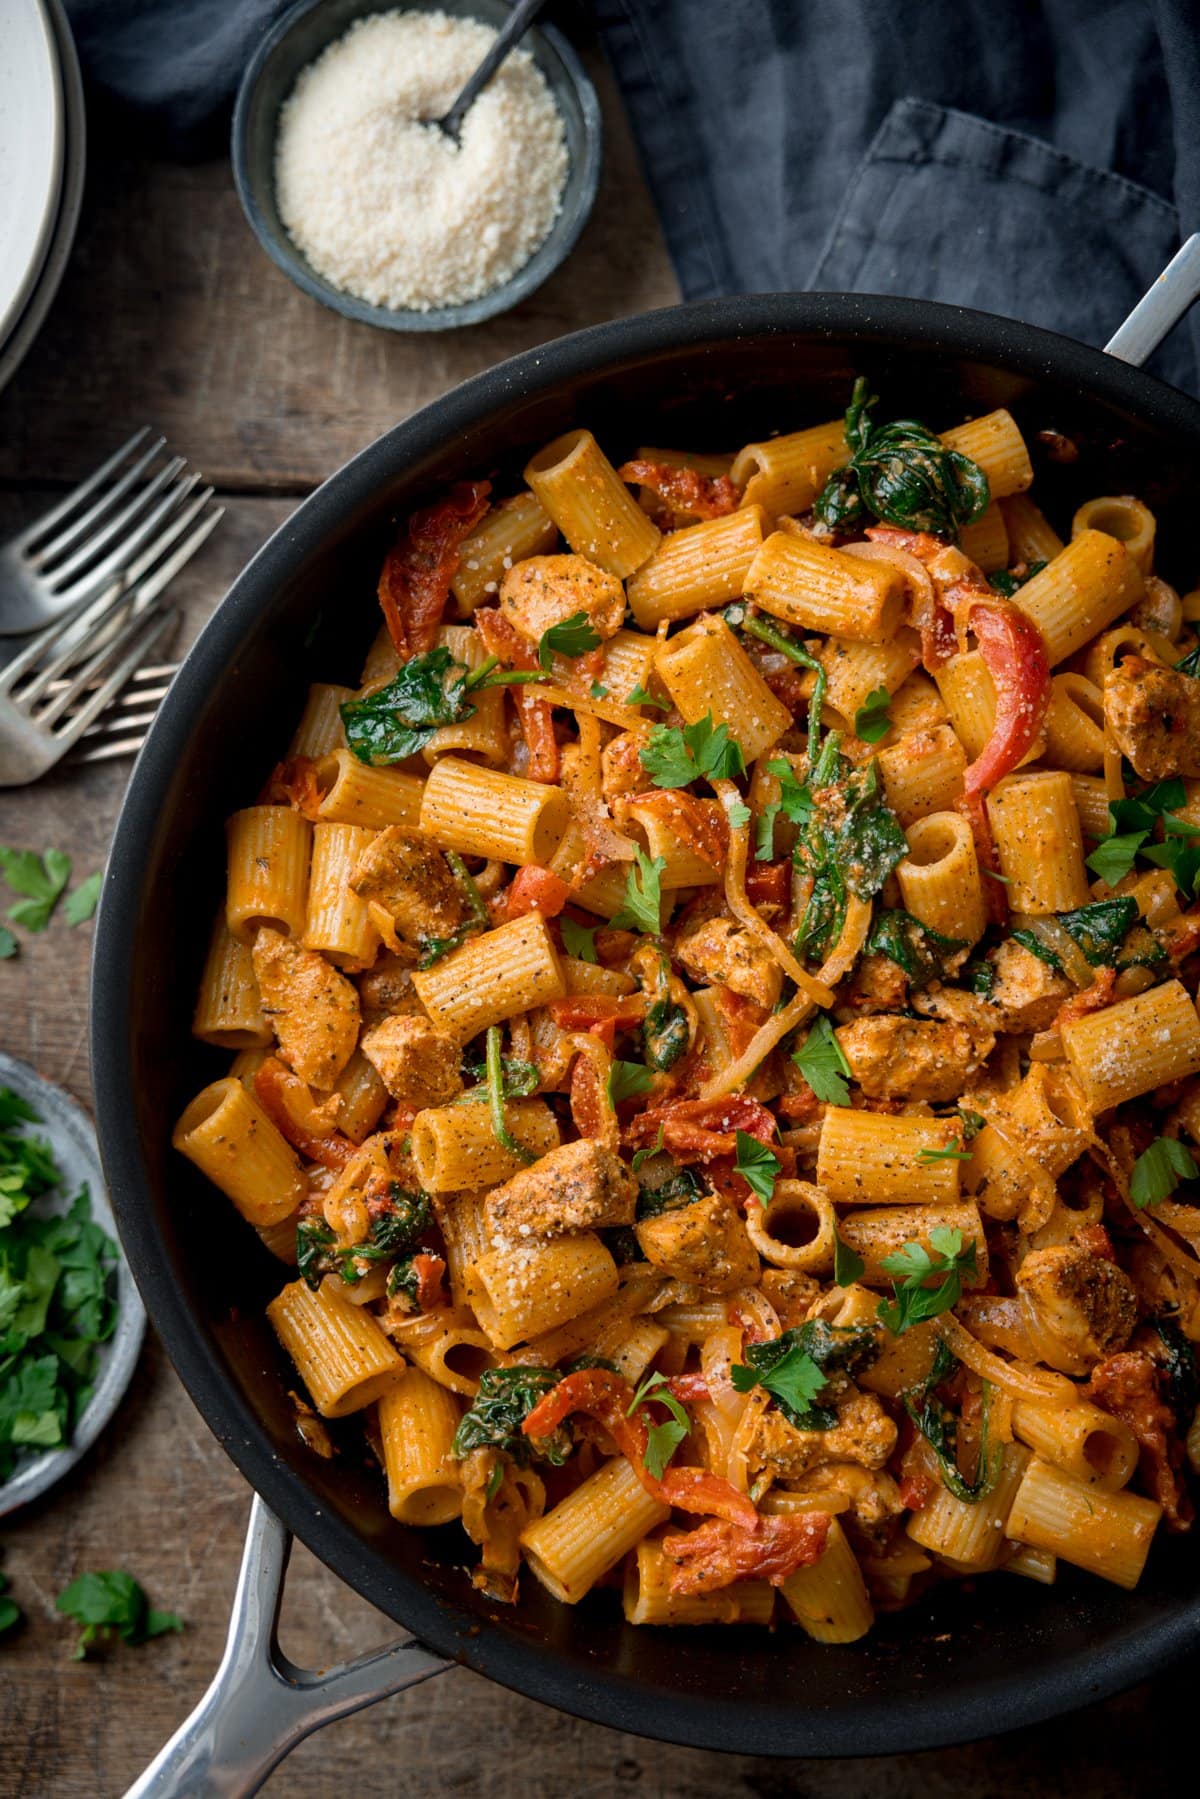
0, 45, 1183, 1799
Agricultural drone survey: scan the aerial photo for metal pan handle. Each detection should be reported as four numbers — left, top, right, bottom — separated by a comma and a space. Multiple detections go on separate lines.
1105, 234, 1200, 368
123, 1494, 452, 1799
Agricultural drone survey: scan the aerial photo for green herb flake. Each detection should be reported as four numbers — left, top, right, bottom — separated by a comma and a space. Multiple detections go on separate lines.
610, 848, 666, 936
833, 1230, 866, 1288
631, 1124, 665, 1174
608, 1060, 654, 1107
55, 1570, 182, 1660
731, 1320, 879, 1430
485, 1025, 536, 1165
1130, 1136, 1199, 1209
626, 682, 669, 711
733, 1130, 781, 1207
537, 610, 603, 669
559, 917, 598, 963
627, 1370, 690, 1480
877, 1225, 977, 1336
791, 1015, 851, 1106
639, 713, 746, 789
589, 681, 610, 700
0, 929, 14, 961
854, 686, 892, 744
0, 848, 72, 933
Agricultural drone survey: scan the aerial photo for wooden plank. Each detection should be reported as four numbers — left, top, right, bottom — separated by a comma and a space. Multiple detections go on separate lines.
0, 58, 678, 495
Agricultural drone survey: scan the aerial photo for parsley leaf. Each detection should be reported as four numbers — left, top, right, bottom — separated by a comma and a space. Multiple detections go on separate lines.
64, 873, 102, 927
731, 1320, 879, 1429
559, 917, 598, 963
726, 798, 751, 830
55, 1570, 182, 1659
627, 1370, 690, 1480
0, 848, 71, 933
877, 1226, 977, 1335
854, 686, 892, 744
0, 929, 15, 960
833, 1230, 865, 1287
0, 1571, 20, 1635
626, 681, 669, 711
538, 610, 602, 669
589, 680, 610, 699
608, 1060, 654, 1107
754, 801, 781, 862
733, 1130, 781, 1206
639, 713, 746, 789
610, 849, 666, 935
1086, 830, 1148, 888
1130, 1136, 1199, 1209
792, 1015, 851, 1106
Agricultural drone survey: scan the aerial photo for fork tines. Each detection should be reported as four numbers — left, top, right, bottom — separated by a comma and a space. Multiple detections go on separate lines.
2, 430, 216, 632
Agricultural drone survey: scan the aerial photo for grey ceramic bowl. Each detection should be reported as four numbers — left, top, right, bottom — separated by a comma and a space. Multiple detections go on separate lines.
231, 0, 602, 331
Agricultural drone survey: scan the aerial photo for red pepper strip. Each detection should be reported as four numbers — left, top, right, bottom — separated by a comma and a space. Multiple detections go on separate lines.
1074, 1224, 1117, 1264
260, 755, 324, 820
504, 865, 572, 921
661, 1512, 830, 1597
616, 460, 739, 522
521, 1369, 758, 1526
865, 525, 987, 670
666, 1372, 711, 1404
626, 1096, 778, 1161
898, 1471, 939, 1512
629, 790, 729, 868
710, 987, 770, 1060
963, 599, 1051, 797
377, 481, 491, 658
547, 995, 646, 1033
476, 608, 559, 783
411, 1252, 447, 1311
254, 1057, 356, 1170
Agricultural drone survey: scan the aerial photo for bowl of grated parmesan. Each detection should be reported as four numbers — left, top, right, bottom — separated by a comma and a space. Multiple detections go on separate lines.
232, 0, 601, 330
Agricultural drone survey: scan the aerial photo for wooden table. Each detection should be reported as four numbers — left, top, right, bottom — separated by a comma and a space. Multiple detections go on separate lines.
0, 53, 1186, 1799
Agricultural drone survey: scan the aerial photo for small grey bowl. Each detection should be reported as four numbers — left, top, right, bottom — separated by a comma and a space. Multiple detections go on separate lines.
232, 0, 602, 332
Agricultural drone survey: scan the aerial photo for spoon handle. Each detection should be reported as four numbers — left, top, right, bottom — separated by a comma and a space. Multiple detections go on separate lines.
440, 0, 550, 139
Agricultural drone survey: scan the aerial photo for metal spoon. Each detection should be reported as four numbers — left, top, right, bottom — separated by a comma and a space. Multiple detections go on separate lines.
433, 0, 550, 141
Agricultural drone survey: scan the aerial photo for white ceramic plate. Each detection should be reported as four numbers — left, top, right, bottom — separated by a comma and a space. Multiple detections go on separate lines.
0, 0, 84, 399
0, 1052, 146, 1517
0, 0, 64, 350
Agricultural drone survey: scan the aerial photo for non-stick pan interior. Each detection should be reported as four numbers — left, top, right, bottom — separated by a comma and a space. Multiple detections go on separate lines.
93, 295, 1200, 1756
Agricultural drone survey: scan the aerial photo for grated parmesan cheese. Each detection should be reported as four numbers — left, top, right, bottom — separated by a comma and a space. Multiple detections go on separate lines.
275, 9, 569, 313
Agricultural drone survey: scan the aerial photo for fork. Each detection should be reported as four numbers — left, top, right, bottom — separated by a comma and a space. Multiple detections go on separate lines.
0, 429, 215, 636
0, 500, 222, 786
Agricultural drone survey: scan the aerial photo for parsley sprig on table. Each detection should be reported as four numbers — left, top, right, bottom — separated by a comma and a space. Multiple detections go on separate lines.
56, 1570, 182, 1660
0, 850, 102, 958
0, 1090, 118, 1482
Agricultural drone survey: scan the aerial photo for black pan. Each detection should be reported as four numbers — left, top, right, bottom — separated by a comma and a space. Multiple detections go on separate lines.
91, 292, 1200, 1766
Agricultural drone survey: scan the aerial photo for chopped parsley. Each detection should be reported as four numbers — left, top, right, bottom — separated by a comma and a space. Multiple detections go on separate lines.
559, 917, 598, 962
733, 1131, 781, 1206
791, 1014, 851, 1106
1086, 777, 1200, 898
854, 686, 892, 744
610, 848, 666, 936
537, 610, 602, 668
639, 713, 746, 789
627, 1370, 690, 1480
731, 1320, 879, 1429
56, 1570, 182, 1660
0, 847, 72, 934
1130, 1135, 1198, 1209
833, 1230, 866, 1287
877, 1225, 977, 1335
626, 681, 670, 710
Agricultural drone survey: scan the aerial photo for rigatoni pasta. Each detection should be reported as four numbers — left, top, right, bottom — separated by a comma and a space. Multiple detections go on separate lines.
175, 378, 1199, 1640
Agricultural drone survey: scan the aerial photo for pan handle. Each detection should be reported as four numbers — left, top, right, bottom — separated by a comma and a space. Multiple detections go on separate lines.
123, 1494, 452, 1799
1105, 234, 1200, 368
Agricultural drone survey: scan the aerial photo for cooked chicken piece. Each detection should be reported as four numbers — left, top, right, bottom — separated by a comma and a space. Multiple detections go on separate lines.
1105, 654, 1200, 781
635, 1190, 759, 1291
836, 1014, 994, 1103
350, 827, 464, 952
360, 1015, 462, 1108
748, 1390, 898, 1481
499, 553, 626, 647
486, 1139, 637, 1239
253, 926, 360, 1090
1016, 1243, 1137, 1375
841, 952, 910, 1013
601, 729, 652, 804
976, 939, 1073, 1034
673, 911, 783, 1009
759, 1268, 822, 1330
357, 951, 423, 1014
